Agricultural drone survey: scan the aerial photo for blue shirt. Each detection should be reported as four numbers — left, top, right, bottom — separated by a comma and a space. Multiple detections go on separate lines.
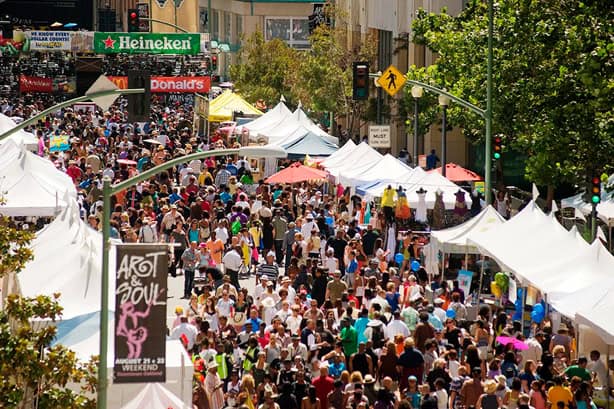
220, 191, 231, 204
346, 259, 358, 274
354, 317, 370, 344
329, 361, 346, 377
428, 313, 443, 331
169, 193, 181, 204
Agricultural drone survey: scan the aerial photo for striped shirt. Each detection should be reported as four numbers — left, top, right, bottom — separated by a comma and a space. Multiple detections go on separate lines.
257, 262, 279, 282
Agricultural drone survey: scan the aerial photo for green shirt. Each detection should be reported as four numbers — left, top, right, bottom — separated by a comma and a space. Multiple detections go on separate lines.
340, 326, 358, 356
564, 365, 591, 381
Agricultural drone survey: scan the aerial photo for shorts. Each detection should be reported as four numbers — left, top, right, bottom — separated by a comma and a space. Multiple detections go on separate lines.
478, 346, 489, 361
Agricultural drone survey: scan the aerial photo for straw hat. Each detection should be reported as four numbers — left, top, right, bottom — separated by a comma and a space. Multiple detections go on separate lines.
484, 380, 498, 394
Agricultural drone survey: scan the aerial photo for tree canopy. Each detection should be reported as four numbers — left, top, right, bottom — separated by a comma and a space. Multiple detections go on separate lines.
406, 0, 613, 191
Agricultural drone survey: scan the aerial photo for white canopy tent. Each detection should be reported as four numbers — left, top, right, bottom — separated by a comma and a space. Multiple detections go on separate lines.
321, 139, 356, 168
16, 201, 115, 319
0, 113, 38, 151
121, 383, 191, 409
337, 153, 414, 187
467, 202, 614, 312
243, 100, 293, 138
54, 311, 193, 409
324, 142, 383, 179
0, 141, 76, 217
356, 167, 472, 210
430, 205, 505, 254
256, 108, 338, 145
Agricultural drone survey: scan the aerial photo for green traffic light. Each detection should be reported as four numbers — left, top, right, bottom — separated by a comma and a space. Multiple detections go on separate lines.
493, 152, 501, 159
592, 195, 600, 204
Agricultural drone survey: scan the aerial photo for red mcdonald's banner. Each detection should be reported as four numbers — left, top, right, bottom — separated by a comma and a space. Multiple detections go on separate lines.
19, 75, 53, 93
107, 76, 210, 93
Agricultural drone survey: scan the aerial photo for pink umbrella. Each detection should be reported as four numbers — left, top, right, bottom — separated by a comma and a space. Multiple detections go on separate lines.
495, 336, 529, 350
117, 159, 137, 166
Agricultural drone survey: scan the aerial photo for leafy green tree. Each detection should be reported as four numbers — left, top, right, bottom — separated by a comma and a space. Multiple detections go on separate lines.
228, 31, 300, 106
0, 219, 97, 408
410, 0, 613, 199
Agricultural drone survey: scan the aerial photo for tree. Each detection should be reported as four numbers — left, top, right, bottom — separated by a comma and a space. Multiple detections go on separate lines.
0, 219, 97, 408
229, 3, 378, 139
410, 0, 614, 198
228, 31, 299, 106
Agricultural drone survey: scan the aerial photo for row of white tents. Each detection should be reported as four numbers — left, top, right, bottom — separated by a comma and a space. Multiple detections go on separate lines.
429, 196, 614, 346
0, 139, 76, 216
240, 101, 338, 158
322, 140, 474, 209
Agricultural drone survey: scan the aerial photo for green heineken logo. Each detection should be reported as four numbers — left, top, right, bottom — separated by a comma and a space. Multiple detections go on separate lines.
94, 32, 200, 55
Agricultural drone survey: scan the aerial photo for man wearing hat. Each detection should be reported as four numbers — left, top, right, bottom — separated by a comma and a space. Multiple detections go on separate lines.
257, 251, 279, 284
301, 213, 319, 241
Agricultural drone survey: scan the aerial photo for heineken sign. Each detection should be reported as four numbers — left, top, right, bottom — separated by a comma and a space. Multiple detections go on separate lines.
94, 32, 200, 55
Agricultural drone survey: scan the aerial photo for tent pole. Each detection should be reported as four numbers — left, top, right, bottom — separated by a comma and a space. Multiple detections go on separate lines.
520, 286, 526, 336
478, 254, 485, 306
608, 344, 611, 409
440, 251, 446, 281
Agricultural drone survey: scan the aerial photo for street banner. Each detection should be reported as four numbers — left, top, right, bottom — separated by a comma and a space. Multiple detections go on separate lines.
107, 75, 210, 93
19, 75, 76, 94
94, 32, 200, 55
457, 270, 473, 297
19, 75, 52, 93
26, 31, 72, 51
48, 134, 70, 152
114, 244, 167, 383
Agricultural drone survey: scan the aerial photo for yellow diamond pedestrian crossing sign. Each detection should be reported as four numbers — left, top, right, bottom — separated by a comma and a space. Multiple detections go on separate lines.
377, 64, 406, 96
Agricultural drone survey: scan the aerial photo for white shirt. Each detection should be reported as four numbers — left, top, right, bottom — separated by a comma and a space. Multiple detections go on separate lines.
301, 220, 319, 240
588, 359, 608, 387
433, 307, 447, 324
215, 227, 229, 244
386, 319, 410, 339
216, 298, 234, 317
170, 322, 198, 349
222, 250, 243, 271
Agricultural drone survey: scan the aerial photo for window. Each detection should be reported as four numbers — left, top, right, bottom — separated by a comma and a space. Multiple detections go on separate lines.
224, 12, 231, 42
265, 17, 310, 48
199, 7, 208, 32
235, 14, 242, 43
378, 29, 392, 70
211, 10, 219, 39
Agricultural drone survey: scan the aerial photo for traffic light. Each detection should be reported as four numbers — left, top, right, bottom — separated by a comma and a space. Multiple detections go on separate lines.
127, 9, 139, 32
493, 135, 502, 159
127, 70, 151, 122
211, 55, 218, 72
352, 61, 369, 101
591, 175, 601, 204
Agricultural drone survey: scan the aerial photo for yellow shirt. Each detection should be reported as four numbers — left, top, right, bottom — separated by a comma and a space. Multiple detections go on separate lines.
381, 187, 396, 207
547, 385, 573, 408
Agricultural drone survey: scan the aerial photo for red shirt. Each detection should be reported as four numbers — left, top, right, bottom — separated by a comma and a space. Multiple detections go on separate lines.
312, 376, 334, 409
66, 165, 82, 183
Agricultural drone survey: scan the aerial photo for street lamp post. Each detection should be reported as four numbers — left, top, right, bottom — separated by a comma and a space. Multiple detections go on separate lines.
439, 93, 450, 178
411, 85, 424, 167
374, 70, 382, 125
97, 145, 286, 409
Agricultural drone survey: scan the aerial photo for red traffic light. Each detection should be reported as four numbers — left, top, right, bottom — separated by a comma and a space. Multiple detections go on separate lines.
130, 12, 138, 19
592, 177, 600, 185
494, 137, 502, 144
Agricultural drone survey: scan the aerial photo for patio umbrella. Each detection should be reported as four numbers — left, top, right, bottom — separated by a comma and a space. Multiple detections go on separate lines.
265, 162, 328, 184
143, 138, 162, 145
117, 159, 137, 166
428, 163, 483, 182
495, 336, 529, 351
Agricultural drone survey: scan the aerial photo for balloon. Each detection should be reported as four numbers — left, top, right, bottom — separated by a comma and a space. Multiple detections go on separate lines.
446, 309, 456, 318
491, 282, 502, 298
532, 303, 544, 314
325, 216, 334, 226
531, 310, 544, 324
394, 253, 404, 264
104, 129, 110, 137
411, 260, 421, 272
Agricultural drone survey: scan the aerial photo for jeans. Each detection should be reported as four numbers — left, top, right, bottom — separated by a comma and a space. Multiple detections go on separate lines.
184, 269, 194, 297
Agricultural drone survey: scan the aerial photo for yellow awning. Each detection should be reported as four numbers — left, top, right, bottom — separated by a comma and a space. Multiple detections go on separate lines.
208, 91, 263, 122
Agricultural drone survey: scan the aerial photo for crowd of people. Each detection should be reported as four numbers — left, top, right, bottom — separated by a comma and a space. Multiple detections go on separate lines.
6, 83, 612, 409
